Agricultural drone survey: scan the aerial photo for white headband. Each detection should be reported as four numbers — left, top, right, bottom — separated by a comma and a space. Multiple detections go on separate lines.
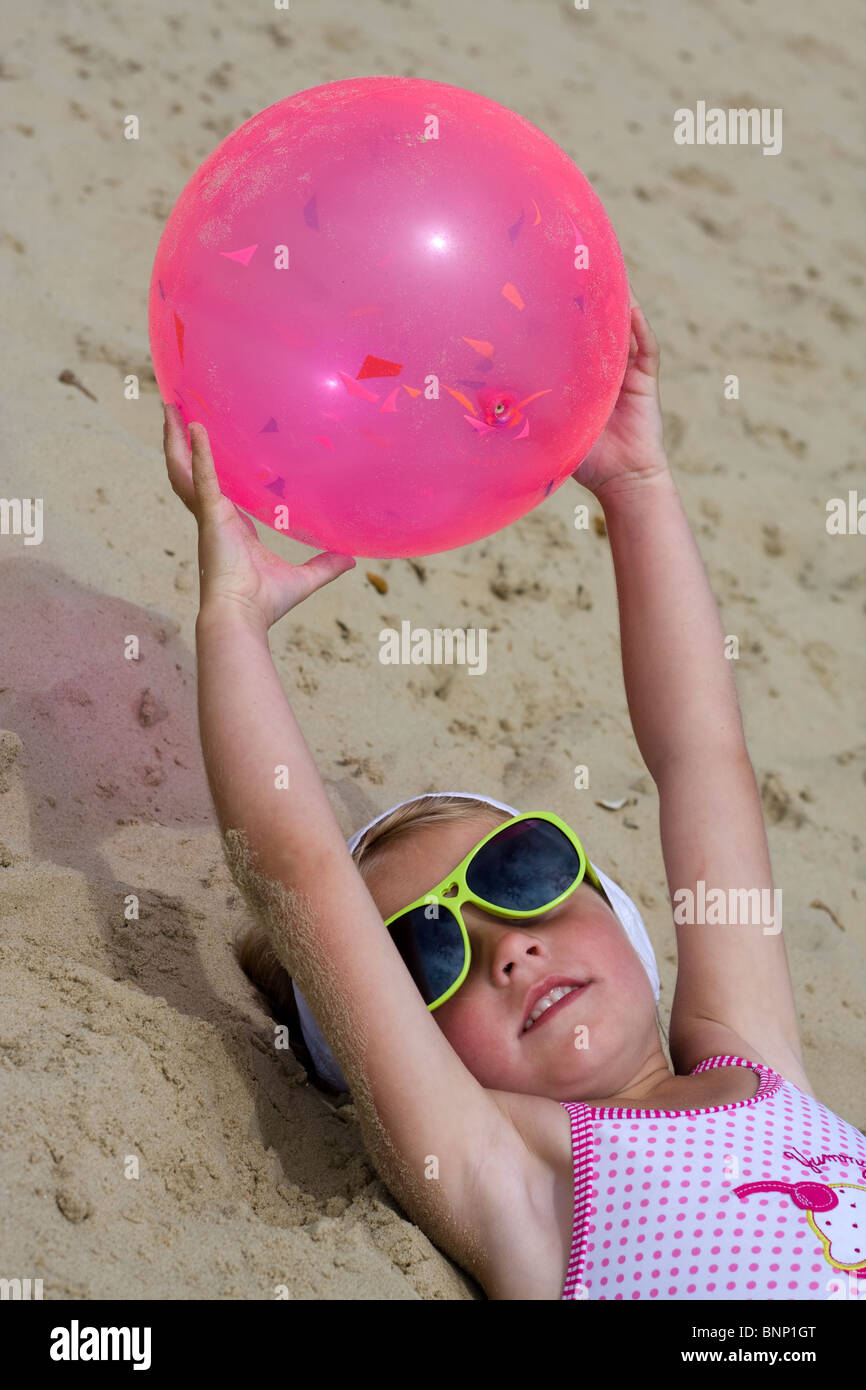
292, 792, 660, 1093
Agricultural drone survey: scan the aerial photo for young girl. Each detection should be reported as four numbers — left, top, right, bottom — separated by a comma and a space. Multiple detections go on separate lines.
164, 296, 866, 1301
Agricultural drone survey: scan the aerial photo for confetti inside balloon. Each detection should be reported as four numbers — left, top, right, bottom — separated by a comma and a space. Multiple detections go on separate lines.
149, 77, 630, 558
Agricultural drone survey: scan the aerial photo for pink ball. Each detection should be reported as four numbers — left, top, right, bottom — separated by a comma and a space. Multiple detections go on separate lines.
149, 77, 630, 558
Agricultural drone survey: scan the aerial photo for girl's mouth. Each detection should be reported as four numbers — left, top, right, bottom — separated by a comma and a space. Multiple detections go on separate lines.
521, 982, 590, 1037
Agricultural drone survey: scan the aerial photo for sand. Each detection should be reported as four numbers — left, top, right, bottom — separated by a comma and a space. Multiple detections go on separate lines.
1, 0, 864, 1299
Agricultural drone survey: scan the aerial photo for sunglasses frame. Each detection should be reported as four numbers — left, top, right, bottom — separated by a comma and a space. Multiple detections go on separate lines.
382, 811, 605, 1011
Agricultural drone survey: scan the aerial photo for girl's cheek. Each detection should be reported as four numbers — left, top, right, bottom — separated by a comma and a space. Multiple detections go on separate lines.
437, 1002, 474, 1052
446, 1000, 515, 1077
438, 997, 493, 1060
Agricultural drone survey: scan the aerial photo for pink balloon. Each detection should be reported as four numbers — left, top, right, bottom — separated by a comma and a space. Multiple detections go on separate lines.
149, 77, 630, 558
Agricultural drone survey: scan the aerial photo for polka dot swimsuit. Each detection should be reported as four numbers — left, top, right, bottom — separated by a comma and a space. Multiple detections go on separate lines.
559, 1055, 866, 1300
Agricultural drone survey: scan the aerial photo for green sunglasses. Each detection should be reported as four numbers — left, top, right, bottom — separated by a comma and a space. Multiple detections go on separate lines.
382, 811, 605, 1011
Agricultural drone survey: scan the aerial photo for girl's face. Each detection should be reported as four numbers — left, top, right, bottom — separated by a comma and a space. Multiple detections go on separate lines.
365, 815, 659, 1101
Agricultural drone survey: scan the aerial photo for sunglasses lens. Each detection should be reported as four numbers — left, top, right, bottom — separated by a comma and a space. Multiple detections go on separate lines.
465, 818, 582, 910
388, 903, 465, 1007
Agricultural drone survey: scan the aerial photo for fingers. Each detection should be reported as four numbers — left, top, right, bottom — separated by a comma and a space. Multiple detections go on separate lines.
630, 303, 660, 379
625, 283, 651, 367
163, 403, 196, 511
163, 404, 226, 520
188, 421, 226, 516
295, 550, 357, 597
626, 283, 659, 356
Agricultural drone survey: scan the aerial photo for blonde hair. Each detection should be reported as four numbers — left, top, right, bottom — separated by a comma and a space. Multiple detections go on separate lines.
234, 793, 667, 1081
349, 793, 510, 874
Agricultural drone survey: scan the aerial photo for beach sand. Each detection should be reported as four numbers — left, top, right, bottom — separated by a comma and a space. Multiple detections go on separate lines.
1, 0, 863, 1298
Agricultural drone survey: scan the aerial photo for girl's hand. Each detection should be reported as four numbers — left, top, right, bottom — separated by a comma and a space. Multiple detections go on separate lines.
571, 289, 669, 502
163, 403, 355, 628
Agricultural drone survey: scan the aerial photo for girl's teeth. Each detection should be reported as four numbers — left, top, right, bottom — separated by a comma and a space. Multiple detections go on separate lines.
524, 984, 579, 1031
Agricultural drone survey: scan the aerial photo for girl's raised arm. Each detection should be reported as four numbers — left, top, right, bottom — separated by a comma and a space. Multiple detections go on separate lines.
575, 300, 813, 1095
164, 406, 530, 1288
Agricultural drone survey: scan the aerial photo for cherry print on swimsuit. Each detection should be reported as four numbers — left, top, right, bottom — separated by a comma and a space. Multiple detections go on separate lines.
735, 1145, 866, 1278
